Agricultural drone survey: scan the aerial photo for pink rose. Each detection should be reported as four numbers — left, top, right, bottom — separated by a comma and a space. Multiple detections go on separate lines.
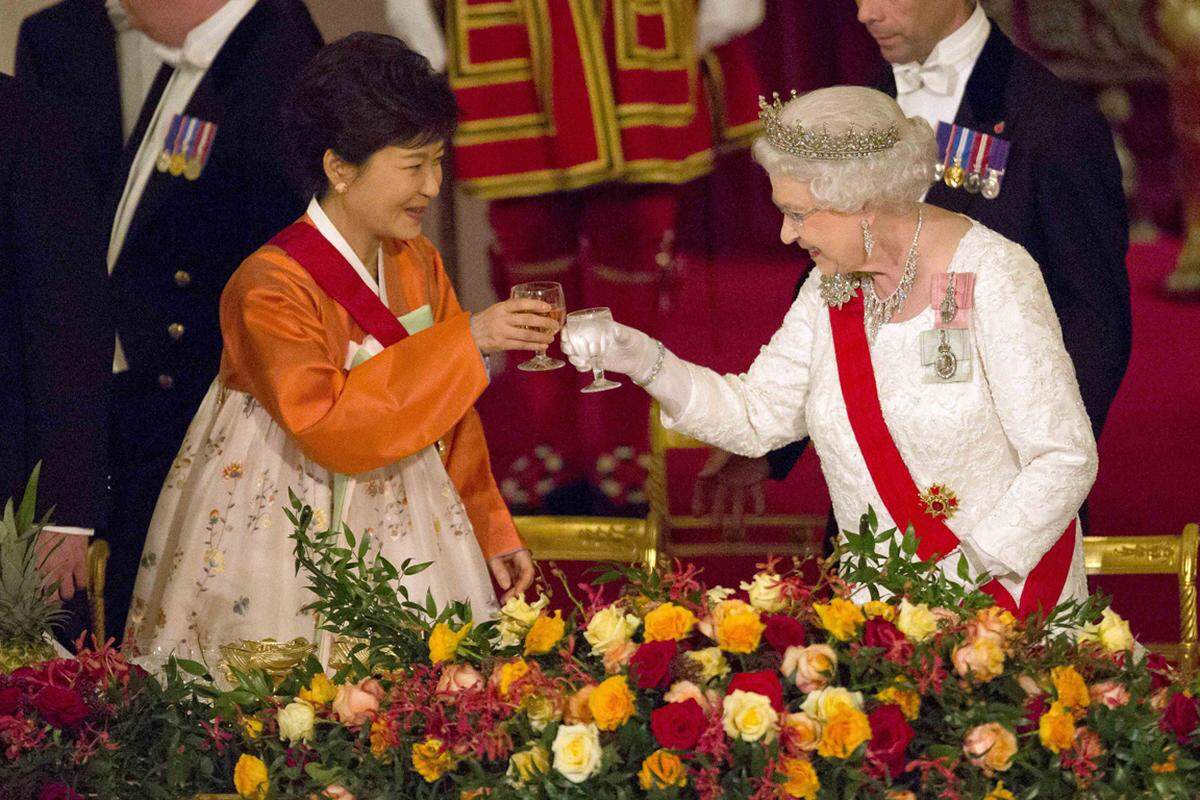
602, 640, 637, 674
437, 664, 485, 695
962, 722, 1017, 774
780, 644, 837, 693
332, 681, 381, 725
664, 680, 718, 715
1017, 674, 1044, 697
357, 678, 386, 701
323, 785, 356, 800
1089, 680, 1130, 710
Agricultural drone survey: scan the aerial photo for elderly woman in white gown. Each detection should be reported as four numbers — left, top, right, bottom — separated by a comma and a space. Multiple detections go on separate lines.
562, 86, 1098, 616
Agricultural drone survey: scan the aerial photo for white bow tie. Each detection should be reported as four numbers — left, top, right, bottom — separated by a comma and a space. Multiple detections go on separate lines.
894, 62, 958, 97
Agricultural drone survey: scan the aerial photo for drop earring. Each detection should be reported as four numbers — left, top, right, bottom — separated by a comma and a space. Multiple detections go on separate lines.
861, 218, 875, 258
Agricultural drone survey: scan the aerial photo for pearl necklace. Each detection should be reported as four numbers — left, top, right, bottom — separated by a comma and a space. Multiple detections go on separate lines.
862, 208, 924, 342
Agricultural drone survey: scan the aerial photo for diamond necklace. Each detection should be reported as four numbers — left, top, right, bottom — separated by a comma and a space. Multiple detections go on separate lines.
862, 207, 924, 342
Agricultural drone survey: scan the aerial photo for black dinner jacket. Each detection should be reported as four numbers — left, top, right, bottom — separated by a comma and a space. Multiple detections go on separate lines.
18, 0, 323, 444
0, 75, 110, 527
767, 24, 1132, 480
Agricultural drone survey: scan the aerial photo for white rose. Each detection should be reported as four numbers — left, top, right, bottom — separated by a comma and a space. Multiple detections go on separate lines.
741, 572, 786, 613
722, 689, 779, 743
706, 586, 735, 605
551, 723, 603, 783
277, 700, 316, 743
584, 607, 640, 656
1080, 607, 1135, 653
896, 599, 938, 643
800, 686, 864, 723
496, 593, 550, 647
684, 647, 731, 683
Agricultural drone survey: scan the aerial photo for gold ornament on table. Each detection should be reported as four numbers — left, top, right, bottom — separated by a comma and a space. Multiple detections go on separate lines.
758, 92, 899, 161
218, 637, 316, 685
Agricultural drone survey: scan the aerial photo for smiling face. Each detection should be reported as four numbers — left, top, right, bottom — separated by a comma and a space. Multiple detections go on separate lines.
332, 140, 444, 241
771, 173, 865, 274
855, 0, 973, 65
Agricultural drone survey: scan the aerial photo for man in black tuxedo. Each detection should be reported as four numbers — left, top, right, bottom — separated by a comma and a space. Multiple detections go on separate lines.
16, 0, 322, 642
0, 75, 110, 641
696, 0, 1131, 530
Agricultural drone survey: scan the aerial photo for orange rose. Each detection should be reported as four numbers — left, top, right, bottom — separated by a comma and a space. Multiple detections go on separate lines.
638, 749, 688, 790
588, 675, 636, 731
778, 756, 819, 799
1038, 702, 1075, 754
524, 611, 566, 656
816, 704, 872, 759
963, 722, 1018, 774
1051, 665, 1090, 710
643, 602, 699, 642
332, 680, 382, 725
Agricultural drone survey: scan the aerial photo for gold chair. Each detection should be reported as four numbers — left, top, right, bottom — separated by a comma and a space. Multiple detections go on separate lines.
514, 515, 657, 568
85, 539, 109, 643
646, 401, 827, 560
1082, 524, 1199, 679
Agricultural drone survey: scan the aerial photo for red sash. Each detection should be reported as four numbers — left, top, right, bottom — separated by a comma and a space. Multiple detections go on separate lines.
269, 221, 408, 346
829, 293, 1076, 618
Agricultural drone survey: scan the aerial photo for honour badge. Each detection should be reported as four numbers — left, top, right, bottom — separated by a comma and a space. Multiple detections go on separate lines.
157, 113, 219, 181
919, 483, 959, 520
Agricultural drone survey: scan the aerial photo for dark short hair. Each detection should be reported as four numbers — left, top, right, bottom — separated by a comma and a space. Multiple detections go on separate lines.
281, 32, 458, 198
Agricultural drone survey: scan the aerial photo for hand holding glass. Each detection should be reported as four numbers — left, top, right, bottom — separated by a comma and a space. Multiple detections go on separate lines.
510, 282, 566, 371
563, 307, 621, 393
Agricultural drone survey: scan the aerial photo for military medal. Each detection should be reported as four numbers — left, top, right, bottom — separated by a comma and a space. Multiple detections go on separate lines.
168, 117, 195, 176
981, 137, 1010, 200
944, 126, 970, 189
933, 122, 953, 182
964, 131, 989, 194
156, 113, 184, 173
919, 483, 959, 519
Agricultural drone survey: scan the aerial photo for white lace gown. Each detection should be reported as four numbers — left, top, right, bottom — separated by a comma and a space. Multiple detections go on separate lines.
665, 222, 1098, 606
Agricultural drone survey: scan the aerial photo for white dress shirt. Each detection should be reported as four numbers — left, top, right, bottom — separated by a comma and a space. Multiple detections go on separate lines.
892, 3, 990, 132
108, 0, 258, 373
104, 0, 163, 143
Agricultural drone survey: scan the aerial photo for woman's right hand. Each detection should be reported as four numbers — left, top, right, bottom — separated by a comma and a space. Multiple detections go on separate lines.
470, 298, 558, 354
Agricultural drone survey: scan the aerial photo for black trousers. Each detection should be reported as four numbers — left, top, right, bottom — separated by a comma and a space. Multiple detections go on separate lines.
102, 371, 197, 645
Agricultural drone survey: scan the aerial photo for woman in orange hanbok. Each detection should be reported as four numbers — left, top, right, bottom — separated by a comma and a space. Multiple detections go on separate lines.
124, 34, 556, 668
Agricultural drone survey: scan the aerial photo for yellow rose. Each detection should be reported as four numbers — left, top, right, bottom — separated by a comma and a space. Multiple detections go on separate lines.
277, 700, 316, 744
862, 600, 897, 622
299, 672, 338, 706
521, 692, 564, 732
638, 749, 688, 790
722, 689, 780, 743
800, 686, 864, 723
984, 781, 1017, 800
1051, 665, 1090, 710
551, 723, 603, 783
876, 686, 921, 721
952, 637, 1006, 682
496, 659, 532, 699
741, 571, 786, 612
963, 722, 1018, 774
507, 744, 551, 786
496, 593, 550, 647
583, 606, 640, 655
429, 622, 473, 663
644, 602, 699, 642
588, 675, 636, 731
716, 609, 766, 654
684, 647, 731, 682
412, 737, 455, 782
813, 598, 865, 641
242, 716, 263, 740
778, 756, 820, 799
524, 611, 566, 656
370, 717, 395, 759
782, 712, 822, 754
817, 704, 872, 759
1038, 701, 1076, 754
896, 599, 938, 642
233, 754, 269, 800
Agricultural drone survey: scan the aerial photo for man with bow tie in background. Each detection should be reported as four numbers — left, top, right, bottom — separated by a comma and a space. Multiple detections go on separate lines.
696, 0, 1131, 535
15, 0, 322, 643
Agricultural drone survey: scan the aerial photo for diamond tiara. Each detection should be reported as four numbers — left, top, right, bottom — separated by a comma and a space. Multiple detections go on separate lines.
758, 91, 899, 161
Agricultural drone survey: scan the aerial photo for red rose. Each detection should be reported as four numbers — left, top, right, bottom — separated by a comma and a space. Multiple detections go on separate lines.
32, 685, 90, 729
863, 619, 913, 664
39, 784, 83, 800
1019, 694, 1048, 735
726, 670, 785, 713
43, 659, 83, 688
1146, 653, 1174, 693
651, 698, 708, 751
1161, 692, 1200, 744
867, 703, 914, 778
630, 641, 677, 690
763, 614, 806, 653
0, 687, 22, 716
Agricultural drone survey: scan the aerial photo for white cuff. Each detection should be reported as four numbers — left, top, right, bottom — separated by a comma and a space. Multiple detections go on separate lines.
642, 350, 693, 420
43, 526, 94, 537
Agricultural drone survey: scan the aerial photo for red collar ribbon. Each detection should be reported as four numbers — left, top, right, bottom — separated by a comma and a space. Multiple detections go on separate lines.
828, 293, 1075, 618
269, 221, 408, 347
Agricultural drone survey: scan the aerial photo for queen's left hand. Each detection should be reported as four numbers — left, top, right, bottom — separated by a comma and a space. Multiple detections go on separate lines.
488, 548, 535, 603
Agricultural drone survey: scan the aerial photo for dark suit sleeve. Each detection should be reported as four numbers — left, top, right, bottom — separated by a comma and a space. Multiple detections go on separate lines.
1032, 103, 1131, 438
764, 264, 815, 480
12, 86, 110, 529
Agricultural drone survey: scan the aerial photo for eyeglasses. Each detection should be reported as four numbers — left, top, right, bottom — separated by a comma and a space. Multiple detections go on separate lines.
781, 206, 820, 226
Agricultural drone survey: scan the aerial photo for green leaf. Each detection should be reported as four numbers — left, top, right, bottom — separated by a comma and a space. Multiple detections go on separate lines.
173, 658, 210, 678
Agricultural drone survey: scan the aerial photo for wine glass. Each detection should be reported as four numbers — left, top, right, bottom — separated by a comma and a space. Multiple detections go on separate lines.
510, 281, 566, 371
563, 307, 622, 393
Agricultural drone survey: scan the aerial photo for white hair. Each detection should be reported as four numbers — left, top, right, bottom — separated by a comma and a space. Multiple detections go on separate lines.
752, 86, 937, 212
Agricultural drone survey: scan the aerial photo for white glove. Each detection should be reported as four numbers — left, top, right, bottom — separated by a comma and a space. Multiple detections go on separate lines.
697, 0, 766, 53
560, 322, 694, 418
385, 0, 447, 72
